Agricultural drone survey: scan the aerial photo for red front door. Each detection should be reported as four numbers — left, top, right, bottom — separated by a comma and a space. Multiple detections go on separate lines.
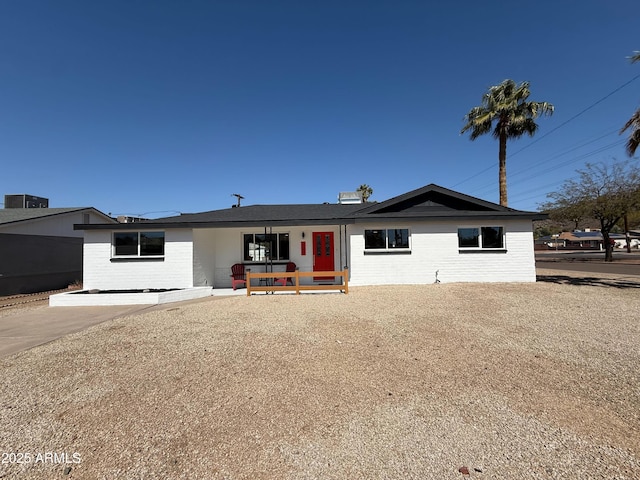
313, 232, 335, 281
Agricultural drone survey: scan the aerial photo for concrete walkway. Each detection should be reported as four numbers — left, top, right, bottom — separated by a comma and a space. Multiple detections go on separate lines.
0, 304, 155, 358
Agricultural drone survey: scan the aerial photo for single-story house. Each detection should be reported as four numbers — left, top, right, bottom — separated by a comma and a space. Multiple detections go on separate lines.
74, 184, 545, 293
558, 231, 604, 249
538, 230, 640, 250
0, 206, 116, 295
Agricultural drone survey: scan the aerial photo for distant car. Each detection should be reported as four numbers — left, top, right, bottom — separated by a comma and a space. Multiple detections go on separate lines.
614, 239, 640, 249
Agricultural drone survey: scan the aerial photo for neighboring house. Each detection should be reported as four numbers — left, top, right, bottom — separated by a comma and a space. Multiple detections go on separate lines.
76, 184, 545, 291
558, 231, 604, 249
0, 206, 116, 295
538, 230, 640, 250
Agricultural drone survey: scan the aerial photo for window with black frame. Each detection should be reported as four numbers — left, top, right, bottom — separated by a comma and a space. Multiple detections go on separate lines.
481, 226, 504, 248
364, 229, 410, 250
243, 233, 289, 261
457, 227, 504, 249
457, 228, 479, 248
113, 232, 165, 256
140, 231, 165, 255
388, 228, 410, 248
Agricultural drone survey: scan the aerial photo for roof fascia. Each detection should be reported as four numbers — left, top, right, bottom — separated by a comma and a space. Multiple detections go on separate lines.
354, 211, 547, 222
76, 218, 357, 230
2, 207, 116, 227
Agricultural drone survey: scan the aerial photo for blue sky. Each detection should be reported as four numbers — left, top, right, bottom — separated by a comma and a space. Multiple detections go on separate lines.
1, 0, 638, 217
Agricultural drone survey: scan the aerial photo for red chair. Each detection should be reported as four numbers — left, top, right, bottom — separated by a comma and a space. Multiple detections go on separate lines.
230, 263, 246, 290
274, 262, 297, 286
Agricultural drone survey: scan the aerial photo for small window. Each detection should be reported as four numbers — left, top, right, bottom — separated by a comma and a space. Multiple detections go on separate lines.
365, 230, 386, 249
458, 227, 504, 250
140, 231, 165, 256
458, 228, 479, 248
365, 229, 410, 250
481, 226, 504, 249
113, 232, 165, 257
388, 229, 410, 249
114, 232, 139, 256
278, 233, 290, 260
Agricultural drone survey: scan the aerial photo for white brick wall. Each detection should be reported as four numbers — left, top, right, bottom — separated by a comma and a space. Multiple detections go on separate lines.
347, 219, 536, 285
83, 229, 194, 290
84, 220, 536, 291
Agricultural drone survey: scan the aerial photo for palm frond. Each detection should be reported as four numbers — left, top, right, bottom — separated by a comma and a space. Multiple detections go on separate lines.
461, 79, 554, 206
469, 120, 493, 140
620, 109, 640, 157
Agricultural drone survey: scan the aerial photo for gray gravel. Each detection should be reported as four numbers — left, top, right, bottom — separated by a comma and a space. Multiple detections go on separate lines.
1, 269, 639, 479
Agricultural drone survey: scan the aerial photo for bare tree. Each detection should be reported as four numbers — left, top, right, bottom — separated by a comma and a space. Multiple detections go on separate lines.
542, 160, 640, 261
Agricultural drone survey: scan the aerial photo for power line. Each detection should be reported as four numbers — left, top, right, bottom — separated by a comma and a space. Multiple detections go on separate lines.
508, 128, 620, 180
471, 138, 625, 198
482, 142, 628, 211
469, 138, 625, 199
508, 179, 567, 204
509, 72, 640, 157
452, 73, 640, 189
468, 128, 620, 194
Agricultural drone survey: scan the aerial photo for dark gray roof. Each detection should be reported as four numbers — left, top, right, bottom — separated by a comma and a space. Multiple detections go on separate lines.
77, 184, 546, 230
155, 203, 365, 223
99, 203, 366, 229
0, 207, 112, 226
352, 184, 546, 222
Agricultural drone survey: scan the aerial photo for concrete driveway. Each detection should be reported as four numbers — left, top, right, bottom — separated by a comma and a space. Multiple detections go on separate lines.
0, 304, 155, 358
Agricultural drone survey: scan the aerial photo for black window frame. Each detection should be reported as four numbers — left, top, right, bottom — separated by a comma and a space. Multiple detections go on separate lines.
364, 228, 411, 251
457, 226, 505, 250
113, 231, 165, 257
243, 232, 290, 262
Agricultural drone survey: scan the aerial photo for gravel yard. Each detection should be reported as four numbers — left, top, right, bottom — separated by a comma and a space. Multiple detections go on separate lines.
1, 269, 639, 479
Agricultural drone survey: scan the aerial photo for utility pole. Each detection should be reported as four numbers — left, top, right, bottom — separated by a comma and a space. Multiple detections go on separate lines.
624, 214, 631, 253
232, 194, 244, 208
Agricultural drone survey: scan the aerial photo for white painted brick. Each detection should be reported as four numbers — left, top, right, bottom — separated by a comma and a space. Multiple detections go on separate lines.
347, 220, 536, 285
84, 220, 537, 291
83, 229, 193, 290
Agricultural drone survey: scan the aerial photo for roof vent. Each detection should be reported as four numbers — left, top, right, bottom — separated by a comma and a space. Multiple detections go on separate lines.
338, 192, 363, 204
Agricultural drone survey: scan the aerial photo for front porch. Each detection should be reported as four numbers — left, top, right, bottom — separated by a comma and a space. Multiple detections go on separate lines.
192, 225, 350, 289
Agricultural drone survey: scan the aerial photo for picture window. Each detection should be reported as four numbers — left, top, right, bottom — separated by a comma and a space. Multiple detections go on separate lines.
113, 232, 165, 257
243, 233, 290, 262
457, 226, 504, 249
364, 229, 410, 250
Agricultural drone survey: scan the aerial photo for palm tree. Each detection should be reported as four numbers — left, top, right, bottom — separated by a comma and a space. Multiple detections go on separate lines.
461, 79, 554, 206
356, 184, 373, 202
620, 51, 640, 157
